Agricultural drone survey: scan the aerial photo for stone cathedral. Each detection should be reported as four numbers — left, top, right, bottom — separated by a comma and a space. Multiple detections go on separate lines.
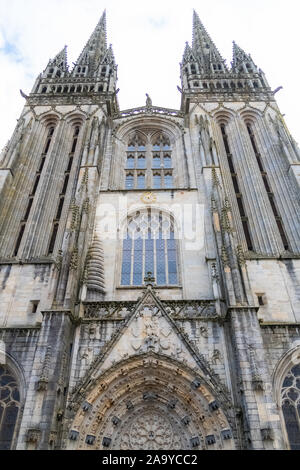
0, 9, 300, 451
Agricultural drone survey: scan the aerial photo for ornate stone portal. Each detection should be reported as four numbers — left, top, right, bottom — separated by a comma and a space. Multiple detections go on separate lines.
66, 352, 235, 450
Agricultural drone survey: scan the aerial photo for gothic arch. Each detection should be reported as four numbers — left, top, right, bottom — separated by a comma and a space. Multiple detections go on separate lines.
212, 109, 235, 126
39, 112, 60, 128
239, 108, 263, 124
273, 344, 300, 450
114, 115, 183, 144
113, 115, 187, 190
65, 111, 87, 127
66, 352, 236, 450
118, 206, 180, 239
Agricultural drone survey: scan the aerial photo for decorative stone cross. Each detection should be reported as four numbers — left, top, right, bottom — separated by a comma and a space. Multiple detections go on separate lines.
144, 271, 155, 287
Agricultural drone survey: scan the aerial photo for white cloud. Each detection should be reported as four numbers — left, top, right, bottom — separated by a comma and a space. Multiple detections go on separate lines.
0, 0, 299, 149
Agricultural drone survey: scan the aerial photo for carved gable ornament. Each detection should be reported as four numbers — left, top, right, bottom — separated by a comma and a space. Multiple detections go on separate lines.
98, 292, 195, 373
69, 287, 232, 422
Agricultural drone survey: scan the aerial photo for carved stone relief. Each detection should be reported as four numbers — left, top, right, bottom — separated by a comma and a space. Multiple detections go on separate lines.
66, 353, 235, 451
118, 410, 182, 450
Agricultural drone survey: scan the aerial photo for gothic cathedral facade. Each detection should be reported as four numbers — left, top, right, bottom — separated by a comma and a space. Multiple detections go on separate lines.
0, 10, 300, 451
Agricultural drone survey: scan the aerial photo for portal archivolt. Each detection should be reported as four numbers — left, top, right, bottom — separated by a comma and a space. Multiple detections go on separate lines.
67, 353, 235, 450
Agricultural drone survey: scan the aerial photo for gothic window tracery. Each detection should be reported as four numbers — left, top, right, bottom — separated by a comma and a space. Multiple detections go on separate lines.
281, 364, 300, 450
121, 209, 179, 286
0, 365, 21, 450
124, 131, 173, 190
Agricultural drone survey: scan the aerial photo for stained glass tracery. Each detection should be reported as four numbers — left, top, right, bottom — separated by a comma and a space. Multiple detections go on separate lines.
0, 365, 21, 450
121, 210, 178, 286
281, 364, 300, 450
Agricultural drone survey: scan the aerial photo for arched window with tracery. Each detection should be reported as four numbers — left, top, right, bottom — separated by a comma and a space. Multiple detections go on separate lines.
121, 209, 179, 286
124, 131, 173, 190
281, 363, 300, 450
125, 133, 146, 189
0, 365, 21, 450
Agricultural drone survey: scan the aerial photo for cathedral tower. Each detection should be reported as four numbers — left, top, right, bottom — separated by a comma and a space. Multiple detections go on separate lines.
0, 10, 300, 451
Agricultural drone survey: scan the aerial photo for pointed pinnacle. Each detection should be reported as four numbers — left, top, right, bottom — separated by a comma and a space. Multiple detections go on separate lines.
50, 45, 68, 69
192, 10, 227, 69
182, 41, 192, 60
75, 9, 108, 69
231, 40, 257, 71
98, 9, 107, 29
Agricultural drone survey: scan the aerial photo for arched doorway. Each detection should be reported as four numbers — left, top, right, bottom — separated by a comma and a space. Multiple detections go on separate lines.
67, 353, 235, 450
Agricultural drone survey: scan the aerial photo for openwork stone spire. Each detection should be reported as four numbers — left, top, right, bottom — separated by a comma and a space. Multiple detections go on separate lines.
50, 46, 68, 71
42, 45, 69, 78
73, 10, 108, 75
231, 41, 258, 74
192, 10, 228, 73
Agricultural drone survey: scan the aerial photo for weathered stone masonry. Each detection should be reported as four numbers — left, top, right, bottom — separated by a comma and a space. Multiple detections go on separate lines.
0, 10, 300, 450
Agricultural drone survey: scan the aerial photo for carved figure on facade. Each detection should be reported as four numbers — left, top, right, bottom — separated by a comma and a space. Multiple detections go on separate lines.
145, 94, 153, 108
79, 347, 94, 366
211, 349, 222, 365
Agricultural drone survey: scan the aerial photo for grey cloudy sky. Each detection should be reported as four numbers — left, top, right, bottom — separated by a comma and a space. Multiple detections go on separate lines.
0, 0, 299, 150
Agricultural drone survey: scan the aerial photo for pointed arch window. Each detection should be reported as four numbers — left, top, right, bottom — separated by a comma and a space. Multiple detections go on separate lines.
124, 131, 173, 190
126, 155, 135, 169
137, 173, 145, 189
281, 364, 300, 450
121, 210, 179, 286
153, 155, 161, 169
126, 173, 134, 190
151, 134, 173, 188
0, 365, 21, 450
164, 173, 173, 189
153, 172, 162, 189
163, 155, 172, 168
137, 155, 146, 169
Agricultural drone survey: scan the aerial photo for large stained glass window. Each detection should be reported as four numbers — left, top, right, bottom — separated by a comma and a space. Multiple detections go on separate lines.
0, 365, 21, 450
281, 364, 300, 450
124, 131, 173, 190
121, 210, 179, 286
